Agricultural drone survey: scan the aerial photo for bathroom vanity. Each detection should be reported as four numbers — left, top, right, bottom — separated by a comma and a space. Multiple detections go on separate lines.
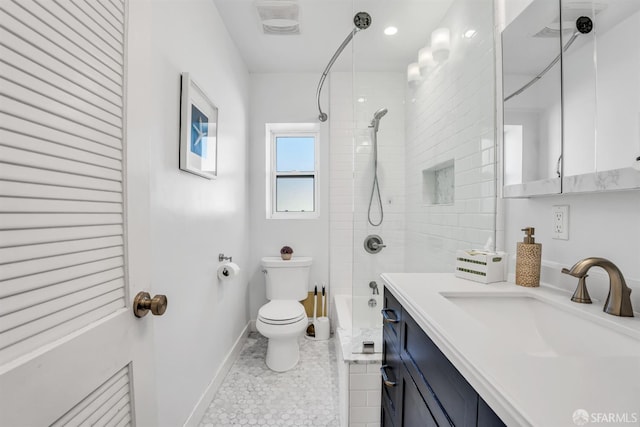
381, 285, 504, 427
380, 273, 640, 426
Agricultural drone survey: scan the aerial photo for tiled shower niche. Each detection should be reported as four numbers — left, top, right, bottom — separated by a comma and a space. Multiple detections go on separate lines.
422, 160, 455, 205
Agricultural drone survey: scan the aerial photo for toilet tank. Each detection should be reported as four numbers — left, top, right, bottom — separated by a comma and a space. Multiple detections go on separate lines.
261, 257, 312, 300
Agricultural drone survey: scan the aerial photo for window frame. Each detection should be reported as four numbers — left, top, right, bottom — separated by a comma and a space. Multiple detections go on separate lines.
266, 123, 320, 219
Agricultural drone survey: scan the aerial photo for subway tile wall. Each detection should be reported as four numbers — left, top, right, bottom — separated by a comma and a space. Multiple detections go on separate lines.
329, 72, 406, 298
404, 0, 497, 272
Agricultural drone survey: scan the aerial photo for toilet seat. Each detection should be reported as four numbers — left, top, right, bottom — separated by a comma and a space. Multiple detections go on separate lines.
258, 300, 306, 325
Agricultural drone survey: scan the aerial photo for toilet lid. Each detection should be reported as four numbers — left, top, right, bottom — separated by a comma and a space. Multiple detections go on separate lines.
258, 300, 306, 322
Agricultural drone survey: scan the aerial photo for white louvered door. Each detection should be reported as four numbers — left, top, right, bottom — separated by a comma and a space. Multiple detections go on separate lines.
0, 1, 158, 425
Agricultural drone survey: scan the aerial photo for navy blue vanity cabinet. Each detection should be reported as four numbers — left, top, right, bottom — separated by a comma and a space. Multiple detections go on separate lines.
477, 398, 507, 427
381, 287, 506, 427
401, 310, 478, 426
382, 321, 438, 427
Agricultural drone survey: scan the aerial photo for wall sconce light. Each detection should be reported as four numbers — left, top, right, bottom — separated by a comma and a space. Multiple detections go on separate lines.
431, 27, 450, 62
418, 46, 436, 73
407, 62, 421, 84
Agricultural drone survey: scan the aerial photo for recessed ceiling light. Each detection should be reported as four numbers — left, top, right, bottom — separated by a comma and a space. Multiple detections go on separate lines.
357, 97, 367, 103
384, 26, 398, 36
463, 29, 477, 39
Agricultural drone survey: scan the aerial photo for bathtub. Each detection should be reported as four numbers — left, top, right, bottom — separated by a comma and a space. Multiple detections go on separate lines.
333, 294, 383, 354
333, 294, 383, 427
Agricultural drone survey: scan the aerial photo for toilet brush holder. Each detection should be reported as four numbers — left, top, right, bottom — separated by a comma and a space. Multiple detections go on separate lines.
314, 317, 330, 341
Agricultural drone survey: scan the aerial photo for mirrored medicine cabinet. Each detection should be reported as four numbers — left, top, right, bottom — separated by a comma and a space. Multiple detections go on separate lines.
502, 0, 640, 197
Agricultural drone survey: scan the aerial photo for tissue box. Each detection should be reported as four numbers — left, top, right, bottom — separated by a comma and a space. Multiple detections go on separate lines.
455, 250, 507, 284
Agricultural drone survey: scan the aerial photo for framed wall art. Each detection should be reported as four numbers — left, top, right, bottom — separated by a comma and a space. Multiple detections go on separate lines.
179, 73, 218, 179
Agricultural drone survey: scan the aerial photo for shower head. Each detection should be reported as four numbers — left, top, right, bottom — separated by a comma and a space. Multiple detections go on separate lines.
373, 107, 388, 120
369, 107, 388, 131
354, 12, 372, 30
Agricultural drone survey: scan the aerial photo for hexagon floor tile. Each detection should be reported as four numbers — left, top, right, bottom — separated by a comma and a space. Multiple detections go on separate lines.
198, 332, 340, 427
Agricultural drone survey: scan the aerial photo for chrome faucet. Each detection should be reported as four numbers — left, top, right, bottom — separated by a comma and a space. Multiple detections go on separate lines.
562, 257, 634, 317
369, 281, 379, 295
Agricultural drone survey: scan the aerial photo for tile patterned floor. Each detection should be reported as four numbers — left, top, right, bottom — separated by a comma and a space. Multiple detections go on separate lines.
199, 332, 340, 427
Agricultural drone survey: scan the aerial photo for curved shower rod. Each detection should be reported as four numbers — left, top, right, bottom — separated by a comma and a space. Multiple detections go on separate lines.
504, 16, 593, 102
316, 12, 371, 122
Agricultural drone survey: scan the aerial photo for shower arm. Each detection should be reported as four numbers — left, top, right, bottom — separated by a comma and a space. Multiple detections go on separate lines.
504, 31, 580, 102
316, 28, 359, 122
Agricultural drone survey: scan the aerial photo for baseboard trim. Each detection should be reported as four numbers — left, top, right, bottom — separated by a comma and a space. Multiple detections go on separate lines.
183, 322, 249, 427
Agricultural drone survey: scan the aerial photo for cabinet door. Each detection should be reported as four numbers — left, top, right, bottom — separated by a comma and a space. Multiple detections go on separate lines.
400, 363, 438, 427
402, 309, 478, 426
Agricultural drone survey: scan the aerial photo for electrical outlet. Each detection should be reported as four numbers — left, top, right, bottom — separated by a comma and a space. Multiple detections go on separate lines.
552, 205, 569, 240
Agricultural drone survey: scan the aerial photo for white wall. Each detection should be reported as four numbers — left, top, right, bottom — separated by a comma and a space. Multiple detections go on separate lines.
128, 1, 251, 425
248, 73, 330, 320
404, 0, 497, 273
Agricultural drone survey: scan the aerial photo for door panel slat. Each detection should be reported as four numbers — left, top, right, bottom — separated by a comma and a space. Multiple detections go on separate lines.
67, 0, 124, 44
0, 12, 123, 93
0, 181, 122, 203
0, 213, 123, 230
0, 44, 122, 114
83, 385, 129, 426
2, 1, 122, 78
1, 279, 123, 332
0, 28, 123, 107
53, 370, 128, 426
14, 0, 123, 70
0, 131, 122, 171
0, 164, 123, 192
0, 257, 124, 298
0, 95, 121, 149
51, 366, 131, 427
0, 246, 124, 282
0, 61, 122, 128
0, 197, 122, 214
0, 224, 123, 248
33, 0, 123, 63
0, 113, 122, 160
0, 76, 122, 138
94, 0, 124, 27
1, 269, 124, 314
0, 236, 123, 265
0, 145, 122, 181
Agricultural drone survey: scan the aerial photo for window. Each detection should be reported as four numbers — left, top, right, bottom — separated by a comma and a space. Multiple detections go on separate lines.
266, 123, 320, 219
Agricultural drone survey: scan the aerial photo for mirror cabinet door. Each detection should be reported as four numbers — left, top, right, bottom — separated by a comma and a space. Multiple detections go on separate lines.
502, 0, 563, 197
562, 0, 640, 191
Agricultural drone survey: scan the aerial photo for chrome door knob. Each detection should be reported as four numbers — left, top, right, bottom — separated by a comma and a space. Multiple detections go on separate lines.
133, 291, 168, 318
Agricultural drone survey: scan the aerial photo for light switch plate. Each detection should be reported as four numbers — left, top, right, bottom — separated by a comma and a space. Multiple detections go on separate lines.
552, 205, 569, 240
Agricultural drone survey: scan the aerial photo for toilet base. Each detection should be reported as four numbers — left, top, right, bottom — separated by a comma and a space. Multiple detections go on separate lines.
265, 336, 300, 372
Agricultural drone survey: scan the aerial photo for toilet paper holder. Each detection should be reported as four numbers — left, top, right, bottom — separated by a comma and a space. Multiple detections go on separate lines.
218, 253, 232, 262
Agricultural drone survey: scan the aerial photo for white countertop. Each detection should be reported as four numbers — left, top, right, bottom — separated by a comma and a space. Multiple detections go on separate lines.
380, 273, 640, 427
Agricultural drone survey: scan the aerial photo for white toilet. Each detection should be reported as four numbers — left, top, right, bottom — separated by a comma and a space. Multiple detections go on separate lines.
256, 256, 312, 372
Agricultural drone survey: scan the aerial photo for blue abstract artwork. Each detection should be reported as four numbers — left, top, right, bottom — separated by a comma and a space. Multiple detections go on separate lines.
190, 104, 208, 158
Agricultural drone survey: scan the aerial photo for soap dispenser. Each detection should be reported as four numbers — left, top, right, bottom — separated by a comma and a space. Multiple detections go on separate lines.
515, 227, 541, 287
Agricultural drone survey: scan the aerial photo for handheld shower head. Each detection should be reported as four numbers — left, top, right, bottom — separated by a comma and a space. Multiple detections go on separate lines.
369, 107, 388, 131
373, 107, 388, 120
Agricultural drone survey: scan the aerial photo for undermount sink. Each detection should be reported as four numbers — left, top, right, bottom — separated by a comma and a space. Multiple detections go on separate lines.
442, 293, 640, 358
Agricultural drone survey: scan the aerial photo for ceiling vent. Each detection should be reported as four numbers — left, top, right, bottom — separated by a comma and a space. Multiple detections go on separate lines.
255, 1, 300, 35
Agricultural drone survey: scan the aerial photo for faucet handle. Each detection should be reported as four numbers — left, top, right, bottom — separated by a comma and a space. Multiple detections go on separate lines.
570, 274, 592, 304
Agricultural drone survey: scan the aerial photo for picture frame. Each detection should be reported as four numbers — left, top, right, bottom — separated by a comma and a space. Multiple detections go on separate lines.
179, 73, 218, 179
